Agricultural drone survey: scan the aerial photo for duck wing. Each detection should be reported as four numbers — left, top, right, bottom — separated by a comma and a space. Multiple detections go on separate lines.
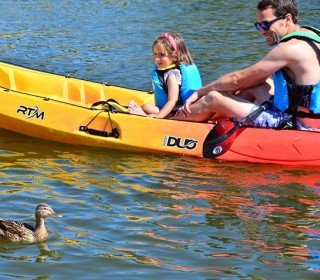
0, 219, 35, 240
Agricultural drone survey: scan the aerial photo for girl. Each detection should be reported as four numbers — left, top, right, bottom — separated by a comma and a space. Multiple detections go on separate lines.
128, 33, 202, 118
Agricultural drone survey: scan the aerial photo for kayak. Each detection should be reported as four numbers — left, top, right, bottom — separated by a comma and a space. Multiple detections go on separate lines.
0, 60, 320, 166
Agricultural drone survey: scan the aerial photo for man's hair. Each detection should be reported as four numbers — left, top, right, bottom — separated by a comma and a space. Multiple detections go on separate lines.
257, 0, 298, 23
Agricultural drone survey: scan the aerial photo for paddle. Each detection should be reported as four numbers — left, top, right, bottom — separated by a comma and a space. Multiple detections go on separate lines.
203, 101, 271, 158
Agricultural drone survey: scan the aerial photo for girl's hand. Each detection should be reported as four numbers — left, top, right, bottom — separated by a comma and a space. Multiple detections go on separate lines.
175, 91, 199, 117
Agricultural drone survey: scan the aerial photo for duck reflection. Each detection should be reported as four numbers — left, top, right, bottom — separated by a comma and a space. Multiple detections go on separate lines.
36, 242, 60, 263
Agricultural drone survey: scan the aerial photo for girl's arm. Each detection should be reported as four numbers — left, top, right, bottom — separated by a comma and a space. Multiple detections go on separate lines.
150, 74, 179, 118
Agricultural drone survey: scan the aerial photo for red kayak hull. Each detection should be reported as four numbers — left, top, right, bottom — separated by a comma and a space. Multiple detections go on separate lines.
218, 127, 320, 166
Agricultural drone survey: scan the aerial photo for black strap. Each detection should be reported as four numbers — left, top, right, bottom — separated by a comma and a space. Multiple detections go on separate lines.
156, 66, 183, 104
297, 111, 320, 119
79, 126, 119, 138
306, 40, 320, 65
79, 109, 119, 138
287, 84, 315, 128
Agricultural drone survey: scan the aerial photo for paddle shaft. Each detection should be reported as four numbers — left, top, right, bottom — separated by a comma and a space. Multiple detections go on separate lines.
238, 103, 268, 126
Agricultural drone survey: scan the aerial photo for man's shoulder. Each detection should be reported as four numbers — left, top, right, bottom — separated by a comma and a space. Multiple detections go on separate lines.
279, 38, 314, 55
265, 39, 308, 63
271, 39, 297, 53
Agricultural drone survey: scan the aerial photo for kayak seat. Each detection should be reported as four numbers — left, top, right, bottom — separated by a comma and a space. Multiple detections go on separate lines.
0, 67, 66, 97
63, 80, 105, 106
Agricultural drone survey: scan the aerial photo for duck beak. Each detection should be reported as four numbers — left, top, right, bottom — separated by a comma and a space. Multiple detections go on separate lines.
52, 212, 62, 218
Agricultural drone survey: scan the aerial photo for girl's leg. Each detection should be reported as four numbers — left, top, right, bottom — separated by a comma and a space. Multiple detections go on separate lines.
128, 100, 159, 116
142, 103, 159, 114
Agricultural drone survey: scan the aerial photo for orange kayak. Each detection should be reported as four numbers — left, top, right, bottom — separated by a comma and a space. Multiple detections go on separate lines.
0, 60, 319, 166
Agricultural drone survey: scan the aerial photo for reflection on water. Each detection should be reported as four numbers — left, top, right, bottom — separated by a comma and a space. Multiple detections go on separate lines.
0, 241, 60, 265
0, 0, 320, 278
0, 129, 319, 278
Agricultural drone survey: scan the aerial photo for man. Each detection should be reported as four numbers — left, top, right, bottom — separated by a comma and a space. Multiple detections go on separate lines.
173, 0, 320, 130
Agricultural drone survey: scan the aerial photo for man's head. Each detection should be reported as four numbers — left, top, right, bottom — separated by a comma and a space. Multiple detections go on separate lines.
255, 0, 299, 45
257, 0, 298, 23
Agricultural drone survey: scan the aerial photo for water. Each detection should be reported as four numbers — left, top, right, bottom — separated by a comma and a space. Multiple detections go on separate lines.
0, 0, 320, 279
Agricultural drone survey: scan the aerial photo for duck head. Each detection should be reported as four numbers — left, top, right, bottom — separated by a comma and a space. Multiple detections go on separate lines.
35, 203, 62, 219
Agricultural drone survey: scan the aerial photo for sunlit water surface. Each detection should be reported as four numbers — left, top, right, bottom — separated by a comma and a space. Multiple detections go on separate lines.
0, 0, 319, 279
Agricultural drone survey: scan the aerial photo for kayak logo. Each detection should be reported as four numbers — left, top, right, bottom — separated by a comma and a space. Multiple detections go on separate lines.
17, 105, 45, 120
163, 136, 198, 150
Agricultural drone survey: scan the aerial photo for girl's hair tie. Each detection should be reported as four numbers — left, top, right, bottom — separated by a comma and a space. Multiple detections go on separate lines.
160, 33, 178, 53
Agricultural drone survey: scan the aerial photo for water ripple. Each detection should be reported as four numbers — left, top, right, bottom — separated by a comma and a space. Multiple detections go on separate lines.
0, 0, 319, 279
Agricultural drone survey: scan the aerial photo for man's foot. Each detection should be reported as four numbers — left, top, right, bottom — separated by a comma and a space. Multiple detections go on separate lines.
128, 100, 147, 116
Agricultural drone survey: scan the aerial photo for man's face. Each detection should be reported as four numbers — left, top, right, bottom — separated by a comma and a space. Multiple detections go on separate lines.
255, 7, 285, 46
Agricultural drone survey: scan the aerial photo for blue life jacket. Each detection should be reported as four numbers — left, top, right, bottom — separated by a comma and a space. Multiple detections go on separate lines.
273, 26, 320, 115
152, 64, 202, 108
273, 70, 320, 113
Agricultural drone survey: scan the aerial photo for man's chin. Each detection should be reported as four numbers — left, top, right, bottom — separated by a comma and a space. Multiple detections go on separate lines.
265, 37, 277, 46
267, 41, 277, 46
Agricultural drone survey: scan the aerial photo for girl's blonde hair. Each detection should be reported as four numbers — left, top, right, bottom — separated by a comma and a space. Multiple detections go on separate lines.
152, 33, 194, 65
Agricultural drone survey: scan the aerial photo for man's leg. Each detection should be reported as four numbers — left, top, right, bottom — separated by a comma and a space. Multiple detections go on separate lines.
237, 78, 274, 104
173, 90, 256, 122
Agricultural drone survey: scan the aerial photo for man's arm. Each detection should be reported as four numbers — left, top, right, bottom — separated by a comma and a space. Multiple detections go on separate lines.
197, 44, 289, 96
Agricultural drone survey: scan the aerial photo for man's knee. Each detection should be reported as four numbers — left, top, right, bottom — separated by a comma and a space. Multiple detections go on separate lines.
205, 91, 221, 105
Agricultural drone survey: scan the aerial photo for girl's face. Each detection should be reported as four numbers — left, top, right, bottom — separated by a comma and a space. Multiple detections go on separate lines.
152, 43, 176, 69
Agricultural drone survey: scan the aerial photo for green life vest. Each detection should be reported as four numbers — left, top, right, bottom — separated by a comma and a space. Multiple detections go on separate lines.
280, 25, 320, 43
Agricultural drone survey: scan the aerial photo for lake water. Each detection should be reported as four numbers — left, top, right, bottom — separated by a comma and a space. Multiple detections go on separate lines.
0, 0, 319, 279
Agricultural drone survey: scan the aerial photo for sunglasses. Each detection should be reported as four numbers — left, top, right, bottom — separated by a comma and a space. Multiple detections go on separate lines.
254, 16, 284, 31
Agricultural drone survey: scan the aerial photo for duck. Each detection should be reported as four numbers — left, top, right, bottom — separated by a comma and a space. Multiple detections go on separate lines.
0, 203, 62, 243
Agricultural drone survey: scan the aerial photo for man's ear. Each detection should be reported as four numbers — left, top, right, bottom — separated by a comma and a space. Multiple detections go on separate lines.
284, 13, 292, 24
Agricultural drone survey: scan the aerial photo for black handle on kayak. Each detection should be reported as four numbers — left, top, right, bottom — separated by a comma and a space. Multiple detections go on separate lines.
203, 101, 271, 158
